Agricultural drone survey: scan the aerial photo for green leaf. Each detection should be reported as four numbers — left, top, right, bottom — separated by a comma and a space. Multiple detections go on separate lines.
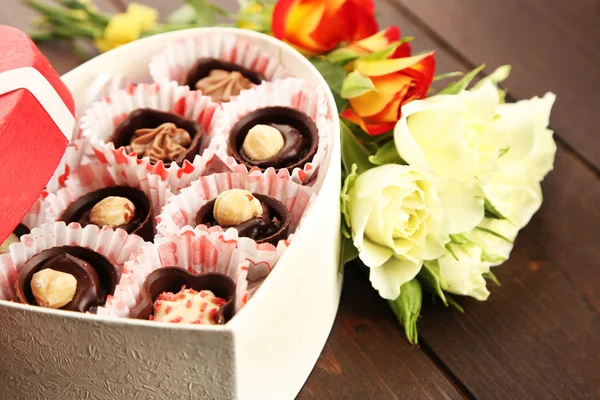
445, 294, 464, 312
445, 243, 460, 261
474, 226, 513, 244
474, 64, 512, 89
438, 64, 485, 95
327, 48, 360, 65
433, 71, 463, 82
340, 234, 359, 270
361, 37, 413, 61
388, 278, 422, 344
310, 58, 349, 112
419, 261, 448, 306
484, 198, 509, 221
340, 120, 372, 175
483, 270, 501, 287
340, 163, 358, 229
449, 233, 472, 245
368, 140, 404, 165
341, 71, 376, 99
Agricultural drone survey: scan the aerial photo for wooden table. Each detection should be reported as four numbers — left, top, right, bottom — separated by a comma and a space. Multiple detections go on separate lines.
3, 0, 599, 398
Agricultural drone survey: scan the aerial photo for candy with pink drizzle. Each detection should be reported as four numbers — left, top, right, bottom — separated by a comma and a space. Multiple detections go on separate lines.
151, 286, 228, 324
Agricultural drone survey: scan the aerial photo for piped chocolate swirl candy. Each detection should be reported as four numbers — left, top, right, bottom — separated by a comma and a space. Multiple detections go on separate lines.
16, 246, 118, 313
185, 58, 264, 102
59, 186, 153, 241
109, 109, 203, 167
194, 189, 290, 245
130, 267, 235, 324
228, 107, 318, 172
0, 224, 30, 254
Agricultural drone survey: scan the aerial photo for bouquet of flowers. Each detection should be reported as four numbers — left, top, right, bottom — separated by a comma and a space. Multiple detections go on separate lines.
27, 0, 556, 343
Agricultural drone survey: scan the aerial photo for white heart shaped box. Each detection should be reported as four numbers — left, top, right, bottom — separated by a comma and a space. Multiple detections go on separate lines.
0, 28, 342, 400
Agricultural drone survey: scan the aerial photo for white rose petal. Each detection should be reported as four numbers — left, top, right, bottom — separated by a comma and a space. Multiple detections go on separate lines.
348, 164, 450, 299
369, 256, 422, 300
438, 243, 491, 301
471, 218, 518, 266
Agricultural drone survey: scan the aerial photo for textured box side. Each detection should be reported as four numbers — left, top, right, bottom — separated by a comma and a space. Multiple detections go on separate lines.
0, 304, 236, 400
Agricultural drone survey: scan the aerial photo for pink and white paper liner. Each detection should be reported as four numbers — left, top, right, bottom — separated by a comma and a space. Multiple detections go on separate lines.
41, 162, 172, 237
208, 78, 333, 185
156, 170, 316, 239
0, 221, 145, 302
46, 137, 90, 193
79, 81, 221, 191
149, 34, 288, 87
97, 230, 250, 318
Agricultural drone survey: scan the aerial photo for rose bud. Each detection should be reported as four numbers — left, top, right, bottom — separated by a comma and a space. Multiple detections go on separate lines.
272, 0, 379, 55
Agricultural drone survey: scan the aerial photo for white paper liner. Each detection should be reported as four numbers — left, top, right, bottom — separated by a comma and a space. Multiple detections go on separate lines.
0, 221, 145, 302
149, 33, 288, 86
42, 161, 172, 237
79, 81, 221, 192
156, 170, 315, 238
97, 231, 250, 318
156, 170, 316, 284
208, 78, 334, 185
46, 137, 91, 193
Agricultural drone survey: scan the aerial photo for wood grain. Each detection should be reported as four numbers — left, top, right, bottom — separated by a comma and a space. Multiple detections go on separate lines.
391, 0, 600, 172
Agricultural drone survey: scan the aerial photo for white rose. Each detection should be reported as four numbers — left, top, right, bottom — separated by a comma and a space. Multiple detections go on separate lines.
483, 93, 556, 229
394, 82, 505, 233
471, 218, 518, 266
435, 243, 491, 301
348, 164, 449, 300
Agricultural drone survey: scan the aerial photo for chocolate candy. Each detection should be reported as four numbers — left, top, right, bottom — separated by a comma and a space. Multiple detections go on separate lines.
109, 109, 203, 167
184, 58, 264, 102
59, 186, 153, 241
0, 224, 30, 254
195, 192, 290, 245
16, 246, 118, 313
130, 267, 235, 324
228, 107, 318, 172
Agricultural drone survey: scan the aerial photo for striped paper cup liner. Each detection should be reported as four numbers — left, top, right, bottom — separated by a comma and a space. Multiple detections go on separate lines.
41, 162, 172, 241
79, 81, 221, 192
149, 33, 288, 87
45, 137, 91, 193
97, 231, 250, 318
208, 78, 334, 185
0, 221, 145, 303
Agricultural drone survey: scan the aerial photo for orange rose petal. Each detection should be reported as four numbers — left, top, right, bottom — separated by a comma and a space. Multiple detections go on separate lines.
356, 52, 434, 77
285, 0, 328, 53
341, 109, 396, 136
369, 88, 408, 123
349, 73, 412, 117
272, 0, 295, 39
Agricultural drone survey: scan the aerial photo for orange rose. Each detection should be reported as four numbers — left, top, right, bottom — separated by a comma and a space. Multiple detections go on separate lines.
272, 0, 379, 55
342, 52, 436, 135
340, 26, 411, 59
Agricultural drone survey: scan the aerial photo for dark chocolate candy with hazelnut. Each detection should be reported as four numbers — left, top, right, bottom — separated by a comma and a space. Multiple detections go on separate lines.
228, 107, 318, 173
109, 108, 204, 167
16, 246, 118, 313
194, 190, 290, 245
59, 186, 153, 241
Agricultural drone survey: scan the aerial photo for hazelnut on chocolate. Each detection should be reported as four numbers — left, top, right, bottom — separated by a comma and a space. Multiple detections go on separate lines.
242, 124, 285, 161
89, 196, 136, 228
0, 233, 19, 254
16, 247, 118, 313
213, 189, 263, 227
60, 186, 153, 241
31, 268, 78, 309
195, 192, 290, 245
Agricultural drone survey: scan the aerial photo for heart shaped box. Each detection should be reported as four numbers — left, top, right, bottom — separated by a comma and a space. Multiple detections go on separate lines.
0, 28, 341, 399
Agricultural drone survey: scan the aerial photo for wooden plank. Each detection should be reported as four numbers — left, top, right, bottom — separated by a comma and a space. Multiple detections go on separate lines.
391, 0, 600, 172
0, 0, 121, 75
297, 266, 464, 400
